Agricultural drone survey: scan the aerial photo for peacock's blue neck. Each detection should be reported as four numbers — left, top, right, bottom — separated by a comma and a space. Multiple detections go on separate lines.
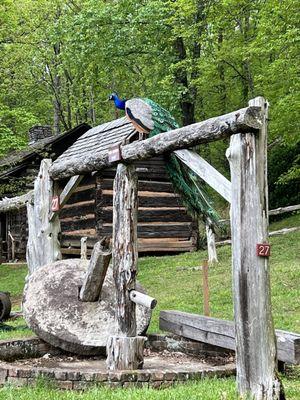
113, 97, 126, 110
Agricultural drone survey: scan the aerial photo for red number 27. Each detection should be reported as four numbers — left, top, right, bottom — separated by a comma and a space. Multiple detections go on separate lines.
256, 243, 271, 257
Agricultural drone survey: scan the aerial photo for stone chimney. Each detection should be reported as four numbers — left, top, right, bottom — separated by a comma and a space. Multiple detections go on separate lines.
28, 125, 53, 144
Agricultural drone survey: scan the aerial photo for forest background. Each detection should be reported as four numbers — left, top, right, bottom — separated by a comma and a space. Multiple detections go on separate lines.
0, 0, 299, 209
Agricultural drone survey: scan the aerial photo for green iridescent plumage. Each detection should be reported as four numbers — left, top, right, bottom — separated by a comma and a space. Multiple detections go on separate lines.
142, 98, 220, 225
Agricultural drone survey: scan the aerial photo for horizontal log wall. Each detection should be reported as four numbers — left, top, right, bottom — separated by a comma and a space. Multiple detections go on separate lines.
60, 157, 198, 256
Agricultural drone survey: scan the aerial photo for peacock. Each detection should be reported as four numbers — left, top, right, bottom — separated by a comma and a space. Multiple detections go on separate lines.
108, 93, 220, 226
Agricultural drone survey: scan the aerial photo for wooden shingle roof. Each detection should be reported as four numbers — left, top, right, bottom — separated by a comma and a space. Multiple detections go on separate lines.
54, 118, 134, 168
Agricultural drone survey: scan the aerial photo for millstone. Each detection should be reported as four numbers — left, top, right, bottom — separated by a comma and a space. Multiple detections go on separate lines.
23, 259, 151, 355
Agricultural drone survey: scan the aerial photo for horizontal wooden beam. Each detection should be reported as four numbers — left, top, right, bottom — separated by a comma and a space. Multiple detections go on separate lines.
49, 105, 262, 179
268, 204, 300, 216
0, 191, 33, 212
159, 310, 300, 364
174, 149, 231, 202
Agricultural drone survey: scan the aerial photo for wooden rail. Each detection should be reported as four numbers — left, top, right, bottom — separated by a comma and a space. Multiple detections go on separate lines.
160, 310, 300, 365
49, 106, 262, 179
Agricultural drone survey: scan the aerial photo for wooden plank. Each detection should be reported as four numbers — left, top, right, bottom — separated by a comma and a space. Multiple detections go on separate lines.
79, 238, 112, 302
100, 178, 175, 193
101, 194, 183, 208
226, 97, 281, 398
49, 175, 84, 221
159, 311, 300, 365
174, 149, 231, 202
61, 216, 95, 232
50, 105, 262, 179
94, 207, 192, 223
60, 203, 95, 218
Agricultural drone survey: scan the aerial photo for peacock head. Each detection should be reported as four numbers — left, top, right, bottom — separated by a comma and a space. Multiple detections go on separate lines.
108, 93, 126, 110
108, 93, 117, 101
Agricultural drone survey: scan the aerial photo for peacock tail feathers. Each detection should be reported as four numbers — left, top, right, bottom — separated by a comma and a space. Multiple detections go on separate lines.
142, 98, 179, 134
144, 99, 220, 226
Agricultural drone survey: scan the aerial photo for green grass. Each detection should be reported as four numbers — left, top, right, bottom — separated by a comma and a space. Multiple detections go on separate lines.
139, 230, 300, 333
0, 378, 237, 400
269, 212, 300, 231
0, 214, 299, 398
0, 370, 298, 400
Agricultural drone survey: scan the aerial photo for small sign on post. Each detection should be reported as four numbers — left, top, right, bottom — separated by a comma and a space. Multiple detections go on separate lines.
256, 243, 271, 257
108, 144, 122, 163
51, 196, 60, 212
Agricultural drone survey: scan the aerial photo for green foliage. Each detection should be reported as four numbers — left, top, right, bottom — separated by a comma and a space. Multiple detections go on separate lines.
268, 140, 300, 208
0, 0, 299, 207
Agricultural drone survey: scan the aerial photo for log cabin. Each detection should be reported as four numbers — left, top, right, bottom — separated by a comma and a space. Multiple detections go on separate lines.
57, 117, 198, 257
0, 124, 90, 261
0, 118, 198, 262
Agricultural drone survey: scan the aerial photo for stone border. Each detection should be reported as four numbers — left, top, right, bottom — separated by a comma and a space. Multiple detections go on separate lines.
0, 334, 235, 389
0, 364, 235, 390
0, 334, 233, 362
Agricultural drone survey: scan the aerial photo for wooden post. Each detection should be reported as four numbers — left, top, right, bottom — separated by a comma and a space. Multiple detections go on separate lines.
26, 160, 61, 275
106, 163, 145, 370
205, 219, 218, 264
79, 238, 112, 302
226, 97, 284, 399
202, 260, 210, 316
80, 237, 88, 260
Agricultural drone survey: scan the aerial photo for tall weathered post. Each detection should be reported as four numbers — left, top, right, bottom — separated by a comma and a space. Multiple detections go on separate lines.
106, 163, 145, 370
26, 159, 61, 275
226, 97, 284, 399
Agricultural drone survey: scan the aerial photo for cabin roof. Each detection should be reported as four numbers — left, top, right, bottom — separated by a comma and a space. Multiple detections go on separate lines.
52, 117, 135, 170
0, 123, 91, 179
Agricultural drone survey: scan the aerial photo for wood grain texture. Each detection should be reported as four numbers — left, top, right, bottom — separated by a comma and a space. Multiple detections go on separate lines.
112, 163, 138, 337
26, 160, 61, 275
49, 175, 84, 221
206, 221, 218, 264
159, 311, 300, 365
79, 238, 112, 302
226, 97, 282, 399
50, 105, 262, 179
106, 336, 145, 370
0, 191, 33, 212
174, 149, 231, 202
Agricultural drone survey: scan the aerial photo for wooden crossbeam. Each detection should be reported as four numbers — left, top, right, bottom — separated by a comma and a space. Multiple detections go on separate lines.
49, 105, 262, 179
0, 191, 33, 212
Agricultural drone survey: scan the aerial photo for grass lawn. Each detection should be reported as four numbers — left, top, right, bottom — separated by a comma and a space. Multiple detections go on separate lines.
0, 214, 299, 398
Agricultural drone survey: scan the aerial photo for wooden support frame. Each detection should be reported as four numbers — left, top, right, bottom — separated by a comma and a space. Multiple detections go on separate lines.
106, 163, 145, 370
174, 149, 231, 203
49, 105, 262, 179
226, 97, 283, 399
